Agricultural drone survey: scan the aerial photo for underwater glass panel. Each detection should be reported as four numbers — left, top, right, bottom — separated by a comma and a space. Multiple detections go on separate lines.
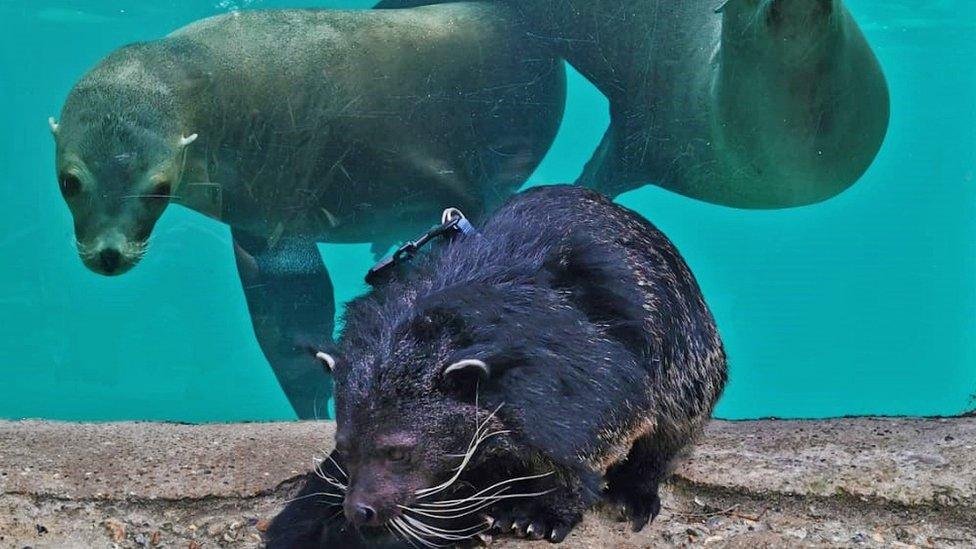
0, 0, 973, 421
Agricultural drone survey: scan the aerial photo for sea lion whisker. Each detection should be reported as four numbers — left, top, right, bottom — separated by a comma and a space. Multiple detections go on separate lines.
74, 239, 98, 259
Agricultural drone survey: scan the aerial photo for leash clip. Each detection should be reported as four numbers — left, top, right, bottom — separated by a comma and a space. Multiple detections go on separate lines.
365, 208, 475, 286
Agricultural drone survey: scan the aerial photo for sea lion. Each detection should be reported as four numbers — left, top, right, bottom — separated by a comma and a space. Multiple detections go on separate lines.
266, 186, 727, 547
376, 0, 890, 208
49, 4, 565, 418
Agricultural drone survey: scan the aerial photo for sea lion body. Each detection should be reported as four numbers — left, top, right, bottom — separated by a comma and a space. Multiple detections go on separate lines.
378, 0, 890, 207
168, 7, 564, 242
52, 3, 565, 417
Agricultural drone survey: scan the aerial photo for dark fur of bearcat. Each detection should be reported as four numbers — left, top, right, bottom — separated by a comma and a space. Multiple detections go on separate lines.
267, 186, 727, 547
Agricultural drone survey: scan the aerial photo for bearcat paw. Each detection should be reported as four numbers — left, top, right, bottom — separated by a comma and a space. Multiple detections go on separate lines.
488, 506, 581, 543
619, 490, 662, 532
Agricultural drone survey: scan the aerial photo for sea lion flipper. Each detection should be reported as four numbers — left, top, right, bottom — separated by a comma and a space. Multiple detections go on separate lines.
574, 122, 637, 199
231, 229, 335, 419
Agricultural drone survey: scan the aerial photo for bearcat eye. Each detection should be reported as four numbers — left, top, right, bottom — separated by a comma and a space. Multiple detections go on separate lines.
386, 447, 408, 462
59, 174, 81, 197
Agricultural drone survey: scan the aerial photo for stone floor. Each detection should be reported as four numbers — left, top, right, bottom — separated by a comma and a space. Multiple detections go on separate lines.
0, 418, 973, 548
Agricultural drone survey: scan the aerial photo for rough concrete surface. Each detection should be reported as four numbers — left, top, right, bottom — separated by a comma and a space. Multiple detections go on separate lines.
0, 418, 973, 548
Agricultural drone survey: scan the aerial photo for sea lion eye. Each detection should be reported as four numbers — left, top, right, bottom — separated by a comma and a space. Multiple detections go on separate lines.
150, 179, 172, 200
59, 174, 81, 198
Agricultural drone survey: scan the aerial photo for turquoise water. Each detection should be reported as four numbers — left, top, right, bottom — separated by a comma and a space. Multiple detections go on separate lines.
0, 1, 973, 422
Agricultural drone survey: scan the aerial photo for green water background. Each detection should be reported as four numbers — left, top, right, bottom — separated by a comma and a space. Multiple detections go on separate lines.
0, 1, 973, 421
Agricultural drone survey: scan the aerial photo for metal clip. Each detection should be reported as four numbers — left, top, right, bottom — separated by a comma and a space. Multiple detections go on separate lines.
365, 207, 475, 286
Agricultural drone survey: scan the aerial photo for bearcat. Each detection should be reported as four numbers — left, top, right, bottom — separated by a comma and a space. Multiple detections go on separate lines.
268, 186, 727, 547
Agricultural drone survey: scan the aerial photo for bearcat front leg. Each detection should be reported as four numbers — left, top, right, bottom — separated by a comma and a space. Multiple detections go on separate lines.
604, 431, 688, 532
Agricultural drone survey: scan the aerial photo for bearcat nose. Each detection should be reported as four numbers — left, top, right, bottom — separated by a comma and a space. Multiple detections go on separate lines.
98, 248, 122, 273
346, 502, 377, 526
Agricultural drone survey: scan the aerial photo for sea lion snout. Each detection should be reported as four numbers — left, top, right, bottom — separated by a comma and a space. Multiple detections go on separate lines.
97, 248, 122, 274
77, 230, 145, 276
82, 244, 141, 276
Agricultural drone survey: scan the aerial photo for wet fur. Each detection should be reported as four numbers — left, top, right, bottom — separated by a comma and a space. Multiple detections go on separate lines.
268, 186, 726, 547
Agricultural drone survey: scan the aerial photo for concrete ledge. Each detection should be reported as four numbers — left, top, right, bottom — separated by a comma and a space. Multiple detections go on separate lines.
1, 418, 973, 548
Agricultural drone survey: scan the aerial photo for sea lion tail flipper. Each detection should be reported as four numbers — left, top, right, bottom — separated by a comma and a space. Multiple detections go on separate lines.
575, 122, 650, 199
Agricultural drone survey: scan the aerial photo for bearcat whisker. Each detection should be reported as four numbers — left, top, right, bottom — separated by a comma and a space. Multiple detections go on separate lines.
283, 491, 344, 504
397, 516, 468, 546
312, 452, 349, 484
415, 430, 500, 499
406, 487, 555, 520
385, 525, 402, 545
402, 515, 489, 541
407, 502, 496, 523
390, 471, 555, 546
389, 520, 422, 548
400, 486, 511, 517
391, 517, 447, 548
416, 471, 555, 508
443, 428, 512, 459
316, 473, 346, 492
459, 403, 504, 457
312, 460, 347, 491
326, 453, 348, 480
416, 404, 506, 500
389, 518, 423, 548
403, 515, 488, 538
312, 459, 345, 486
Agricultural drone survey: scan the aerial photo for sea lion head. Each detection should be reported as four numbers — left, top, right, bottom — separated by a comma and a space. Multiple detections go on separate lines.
50, 82, 196, 276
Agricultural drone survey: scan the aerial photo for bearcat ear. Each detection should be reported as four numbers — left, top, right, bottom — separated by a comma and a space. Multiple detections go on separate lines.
407, 302, 474, 347
440, 358, 490, 400
541, 231, 653, 360
315, 351, 336, 373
